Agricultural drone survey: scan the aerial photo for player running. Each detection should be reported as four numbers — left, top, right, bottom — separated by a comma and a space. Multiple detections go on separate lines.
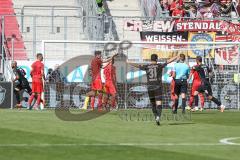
192, 56, 225, 112
172, 54, 190, 114
128, 54, 178, 126
28, 53, 45, 110
84, 51, 117, 111
188, 65, 205, 112
12, 61, 32, 109
102, 58, 117, 110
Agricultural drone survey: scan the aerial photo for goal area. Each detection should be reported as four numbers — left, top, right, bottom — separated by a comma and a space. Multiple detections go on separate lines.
40, 40, 240, 110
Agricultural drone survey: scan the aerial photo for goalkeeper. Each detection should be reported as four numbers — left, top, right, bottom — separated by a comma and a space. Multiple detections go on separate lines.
12, 61, 32, 109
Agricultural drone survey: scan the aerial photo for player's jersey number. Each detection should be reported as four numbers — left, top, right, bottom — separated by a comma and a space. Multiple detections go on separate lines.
148, 67, 157, 80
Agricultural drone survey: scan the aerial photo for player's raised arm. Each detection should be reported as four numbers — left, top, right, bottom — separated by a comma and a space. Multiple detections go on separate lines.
166, 55, 179, 64
102, 60, 111, 69
126, 60, 144, 69
102, 53, 118, 63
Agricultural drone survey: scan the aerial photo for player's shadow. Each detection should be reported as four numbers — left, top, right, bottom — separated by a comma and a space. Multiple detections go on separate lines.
191, 112, 217, 115
168, 122, 195, 125
54, 100, 110, 121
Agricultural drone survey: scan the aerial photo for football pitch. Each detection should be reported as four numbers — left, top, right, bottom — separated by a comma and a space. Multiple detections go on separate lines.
0, 109, 239, 160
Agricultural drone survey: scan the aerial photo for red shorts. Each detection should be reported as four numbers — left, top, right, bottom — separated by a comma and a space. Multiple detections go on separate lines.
32, 78, 43, 93
104, 81, 116, 95
191, 81, 201, 95
91, 78, 102, 91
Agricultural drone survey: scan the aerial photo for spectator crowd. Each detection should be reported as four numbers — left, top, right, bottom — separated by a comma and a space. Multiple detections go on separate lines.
159, 0, 239, 19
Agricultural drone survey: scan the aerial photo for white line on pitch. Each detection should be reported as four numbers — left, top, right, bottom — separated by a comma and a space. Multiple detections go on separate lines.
219, 137, 240, 145
0, 143, 239, 147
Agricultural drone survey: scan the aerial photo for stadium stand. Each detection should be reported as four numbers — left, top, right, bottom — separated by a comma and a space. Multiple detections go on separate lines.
151, 0, 239, 19
1, 0, 144, 60
10, 0, 87, 60
105, 0, 142, 41
139, 0, 168, 17
0, 0, 27, 60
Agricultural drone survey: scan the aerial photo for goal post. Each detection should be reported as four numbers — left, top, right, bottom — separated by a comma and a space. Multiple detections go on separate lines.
41, 40, 240, 110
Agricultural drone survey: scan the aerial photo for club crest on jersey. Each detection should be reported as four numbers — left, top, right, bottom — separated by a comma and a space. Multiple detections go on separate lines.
190, 33, 213, 57
0, 86, 6, 105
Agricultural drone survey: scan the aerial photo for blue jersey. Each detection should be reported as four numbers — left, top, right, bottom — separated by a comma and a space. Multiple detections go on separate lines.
173, 62, 190, 80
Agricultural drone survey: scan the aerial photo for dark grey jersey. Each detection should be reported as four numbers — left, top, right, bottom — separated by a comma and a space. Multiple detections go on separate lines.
140, 63, 167, 85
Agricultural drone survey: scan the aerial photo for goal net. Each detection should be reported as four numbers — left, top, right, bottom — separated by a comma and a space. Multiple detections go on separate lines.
40, 40, 240, 110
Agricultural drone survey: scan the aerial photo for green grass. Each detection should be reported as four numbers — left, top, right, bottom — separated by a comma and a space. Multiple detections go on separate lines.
0, 109, 240, 160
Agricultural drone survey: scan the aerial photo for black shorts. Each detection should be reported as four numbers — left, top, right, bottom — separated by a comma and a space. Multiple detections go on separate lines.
15, 81, 32, 94
197, 81, 213, 96
174, 79, 188, 95
147, 84, 162, 102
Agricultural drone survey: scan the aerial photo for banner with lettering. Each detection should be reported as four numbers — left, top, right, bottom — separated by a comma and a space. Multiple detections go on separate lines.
124, 20, 175, 32
124, 19, 240, 35
176, 20, 221, 32
140, 31, 188, 59
177, 20, 240, 35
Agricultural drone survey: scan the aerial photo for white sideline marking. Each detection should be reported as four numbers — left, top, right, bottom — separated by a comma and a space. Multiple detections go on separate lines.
219, 137, 240, 145
0, 142, 239, 147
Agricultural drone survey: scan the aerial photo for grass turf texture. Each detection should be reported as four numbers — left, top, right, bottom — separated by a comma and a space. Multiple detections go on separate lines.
0, 109, 239, 160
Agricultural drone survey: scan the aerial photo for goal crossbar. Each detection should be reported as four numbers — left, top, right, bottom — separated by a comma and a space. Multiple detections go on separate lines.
42, 40, 240, 45
41, 40, 240, 56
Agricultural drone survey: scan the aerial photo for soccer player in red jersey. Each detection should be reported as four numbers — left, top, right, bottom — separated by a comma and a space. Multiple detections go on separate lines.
192, 56, 225, 112
103, 58, 117, 110
188, 66, 205, 112
85, 51, 117, 111
28, 53, 45, 110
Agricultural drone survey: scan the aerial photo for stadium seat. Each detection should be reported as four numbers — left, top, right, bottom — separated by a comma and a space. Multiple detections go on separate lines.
0, 0, 27, 60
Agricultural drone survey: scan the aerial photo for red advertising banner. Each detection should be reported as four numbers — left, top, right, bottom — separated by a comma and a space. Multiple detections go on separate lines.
176, 20, 240, 35
124, 19, 240, 35
176, 20, 221, 32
